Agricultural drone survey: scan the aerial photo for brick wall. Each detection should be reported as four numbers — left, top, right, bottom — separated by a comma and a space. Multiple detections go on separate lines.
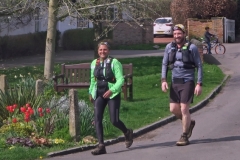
187, 17, 224, 43
111, 20, 153, 46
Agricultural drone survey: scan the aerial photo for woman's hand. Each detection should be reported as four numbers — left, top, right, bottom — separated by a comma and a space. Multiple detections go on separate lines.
103, 90, 112, 98
89, 94, 94, 103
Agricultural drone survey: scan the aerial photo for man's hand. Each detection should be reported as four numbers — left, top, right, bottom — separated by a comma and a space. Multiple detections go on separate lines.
161, 82, 169, 92
103, 90, 112, 98
194, 85, 202, 96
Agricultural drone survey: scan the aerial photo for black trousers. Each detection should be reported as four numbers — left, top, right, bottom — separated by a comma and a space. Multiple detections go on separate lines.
94, 94, 128, 144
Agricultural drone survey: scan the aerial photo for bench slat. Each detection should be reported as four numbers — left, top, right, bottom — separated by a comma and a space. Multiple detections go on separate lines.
53, 63, 133, 101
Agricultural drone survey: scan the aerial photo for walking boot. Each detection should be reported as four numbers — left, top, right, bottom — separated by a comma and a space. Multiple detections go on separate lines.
176, 133, 189, 146
91, 144, 106, 155
124, 129, 133, 148
187, 120, 195, 138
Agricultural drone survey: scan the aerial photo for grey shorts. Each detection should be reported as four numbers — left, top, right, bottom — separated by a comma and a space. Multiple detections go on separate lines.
170, 80, 195, 104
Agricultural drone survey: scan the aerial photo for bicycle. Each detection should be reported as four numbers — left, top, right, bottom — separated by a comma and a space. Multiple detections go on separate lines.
201, 36, 226, 54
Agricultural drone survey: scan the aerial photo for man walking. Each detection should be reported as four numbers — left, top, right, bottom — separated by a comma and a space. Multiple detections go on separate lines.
161, 24, 203, 146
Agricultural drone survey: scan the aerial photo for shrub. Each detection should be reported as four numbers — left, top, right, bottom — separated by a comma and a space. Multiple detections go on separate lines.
0, 31, 61, 59
61, 27, 113, 50
171, 0, 237, 26
62, 28, 95, 50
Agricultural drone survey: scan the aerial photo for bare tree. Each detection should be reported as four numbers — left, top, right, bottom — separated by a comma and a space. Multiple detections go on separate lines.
43, 0, 163, 79
0, 0, 164, 79
0, 0, 40, 31
171, 0, 237, 26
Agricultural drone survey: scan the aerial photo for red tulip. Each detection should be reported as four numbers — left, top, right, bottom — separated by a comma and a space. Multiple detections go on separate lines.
12, 118, 17, 123
39, 113, 44, 117
20, 107, 26, 113
13, 104, 17, 109
24, 118, 30, 122
26, 103, 31, 108
29, 109, 34, 115
38, 107, 43, 113
8, 106, 14, 113
24, 112, 30, 118
46, 108, 50, 113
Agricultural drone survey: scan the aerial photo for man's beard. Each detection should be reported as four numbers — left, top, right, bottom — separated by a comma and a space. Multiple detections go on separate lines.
174, 37, 185, 44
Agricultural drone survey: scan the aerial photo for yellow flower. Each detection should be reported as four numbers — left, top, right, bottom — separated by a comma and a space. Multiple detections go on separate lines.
9, 146, 15, 150
54, 138, 65, 144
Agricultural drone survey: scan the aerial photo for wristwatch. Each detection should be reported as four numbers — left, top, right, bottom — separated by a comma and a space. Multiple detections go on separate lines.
197, 83, 202, 86
161, 78, 166, 83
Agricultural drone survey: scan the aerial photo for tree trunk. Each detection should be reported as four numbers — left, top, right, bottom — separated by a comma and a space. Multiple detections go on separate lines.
44, 0, 58, 79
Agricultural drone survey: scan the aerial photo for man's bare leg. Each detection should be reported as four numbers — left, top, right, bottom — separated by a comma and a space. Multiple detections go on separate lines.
170, 103, 182, 119
180, 103, 191, 133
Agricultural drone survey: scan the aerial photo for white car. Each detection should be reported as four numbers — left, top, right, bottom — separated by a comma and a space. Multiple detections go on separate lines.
153, 17, 173, 37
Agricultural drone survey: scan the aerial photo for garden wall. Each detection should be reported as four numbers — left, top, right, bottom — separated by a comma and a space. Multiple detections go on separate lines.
111, 20, 153, 45
187, 17, 224, 43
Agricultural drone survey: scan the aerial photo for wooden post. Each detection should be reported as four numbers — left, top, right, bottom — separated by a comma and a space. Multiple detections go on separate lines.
35, 79, 43, 96
69, 89, 80, 142
0, 75, 7, 93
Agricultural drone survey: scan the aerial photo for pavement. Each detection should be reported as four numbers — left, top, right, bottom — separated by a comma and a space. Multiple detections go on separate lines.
1, 39, 240, 160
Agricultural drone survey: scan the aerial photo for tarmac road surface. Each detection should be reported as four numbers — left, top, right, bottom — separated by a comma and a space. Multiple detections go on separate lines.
0, 49, 164, 69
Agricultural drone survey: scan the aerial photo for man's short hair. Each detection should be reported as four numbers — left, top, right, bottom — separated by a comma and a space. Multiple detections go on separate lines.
205, 27, 210, 30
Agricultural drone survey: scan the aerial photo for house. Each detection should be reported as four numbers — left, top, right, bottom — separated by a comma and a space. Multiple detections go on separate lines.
0, 3, 153, 46
0, 5, 124, 40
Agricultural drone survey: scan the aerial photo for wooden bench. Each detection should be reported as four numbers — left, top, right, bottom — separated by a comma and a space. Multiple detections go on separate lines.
52, 63, 133, 101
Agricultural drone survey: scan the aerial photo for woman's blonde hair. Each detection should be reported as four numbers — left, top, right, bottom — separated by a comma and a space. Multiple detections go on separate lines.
98, 41, 110, 49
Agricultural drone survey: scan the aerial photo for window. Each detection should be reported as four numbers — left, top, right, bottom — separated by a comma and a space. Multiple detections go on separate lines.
106, 7, 118, 20
77, 17, 89, 28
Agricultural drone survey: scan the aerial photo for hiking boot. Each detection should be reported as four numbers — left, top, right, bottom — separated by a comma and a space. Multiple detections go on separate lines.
187, 120, 195, 138
124, 129, 133, 148
176, 133, 189, 146
91, 144, 106, 155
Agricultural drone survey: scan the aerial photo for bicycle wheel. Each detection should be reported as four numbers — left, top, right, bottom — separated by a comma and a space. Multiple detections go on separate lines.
215, 44, 226, 54
202, 45, 208, 54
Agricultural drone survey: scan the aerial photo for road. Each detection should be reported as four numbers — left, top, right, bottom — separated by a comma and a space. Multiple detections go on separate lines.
0, 49, 164, 69
0, 37, 171, 69
44, 40, 240, 160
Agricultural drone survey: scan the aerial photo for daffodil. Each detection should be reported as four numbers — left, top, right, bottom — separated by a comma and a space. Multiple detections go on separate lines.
9, 146, 15, 150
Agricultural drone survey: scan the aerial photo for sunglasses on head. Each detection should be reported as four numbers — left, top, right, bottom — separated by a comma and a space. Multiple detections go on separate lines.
173, 26, 185, 32
100, 42, 108, 45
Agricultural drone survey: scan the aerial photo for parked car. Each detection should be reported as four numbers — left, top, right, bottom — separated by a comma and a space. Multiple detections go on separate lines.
153, 17, 173, 37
